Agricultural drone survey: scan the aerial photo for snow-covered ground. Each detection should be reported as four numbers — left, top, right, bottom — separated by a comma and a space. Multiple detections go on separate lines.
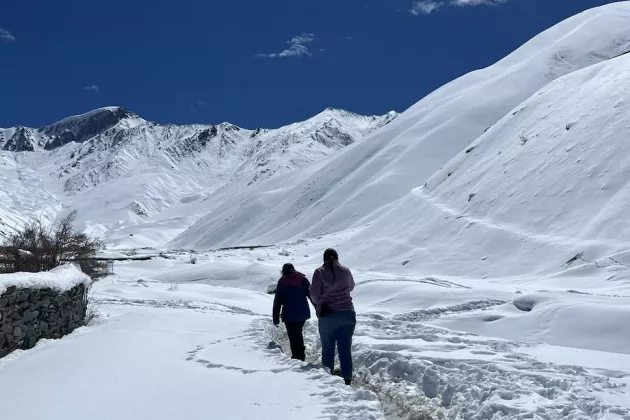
0, 254, 384, 420
3, 245, 629, 419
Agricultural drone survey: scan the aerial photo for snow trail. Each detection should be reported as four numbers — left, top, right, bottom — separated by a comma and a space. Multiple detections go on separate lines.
0, 280, 384, 420
261, 292, 630, 420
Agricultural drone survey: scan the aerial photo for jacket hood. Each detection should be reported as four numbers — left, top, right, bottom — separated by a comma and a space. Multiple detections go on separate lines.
279, 272, 306, 286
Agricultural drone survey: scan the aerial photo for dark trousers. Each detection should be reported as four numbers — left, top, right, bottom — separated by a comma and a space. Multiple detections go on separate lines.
285, 321, 306, 361
318, 311, 356, 380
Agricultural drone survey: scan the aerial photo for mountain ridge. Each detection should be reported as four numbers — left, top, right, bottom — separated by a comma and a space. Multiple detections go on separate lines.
0, 106, 398, 244
0, 106, 398, 152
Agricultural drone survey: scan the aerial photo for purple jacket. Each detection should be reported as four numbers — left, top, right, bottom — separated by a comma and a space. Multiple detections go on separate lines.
311, 262, 355, 315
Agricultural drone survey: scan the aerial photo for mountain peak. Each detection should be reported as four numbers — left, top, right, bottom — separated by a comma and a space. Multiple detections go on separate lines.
316, 107, 398, 123
318, 107, 358, 118
40, 106, 143, 150
218, 122, 241, 132
48, 106, 135, 127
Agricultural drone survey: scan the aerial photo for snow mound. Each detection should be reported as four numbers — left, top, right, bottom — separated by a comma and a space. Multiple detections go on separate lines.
433, 291, 630, 355
172, 1, 630, 250
0, 264, 91, 295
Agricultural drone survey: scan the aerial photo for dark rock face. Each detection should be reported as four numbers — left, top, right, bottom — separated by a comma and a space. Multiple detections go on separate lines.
3, 127, 36, 152
42, 107, 133, 150
0, 284, 88, 358
165, 127, 218, 160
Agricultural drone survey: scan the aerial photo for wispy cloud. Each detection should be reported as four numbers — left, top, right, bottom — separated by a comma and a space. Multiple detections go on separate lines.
256, 33, 317, 59
452, 0, 507, 5
84, 85, 100, 92
411, 0, 507, 15
189, 100, 207, 114
411, 1, 442, 15
0, 28, 15, 43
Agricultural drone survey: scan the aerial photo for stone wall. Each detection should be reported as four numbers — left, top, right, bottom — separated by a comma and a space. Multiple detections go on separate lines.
0, 283, 88, 358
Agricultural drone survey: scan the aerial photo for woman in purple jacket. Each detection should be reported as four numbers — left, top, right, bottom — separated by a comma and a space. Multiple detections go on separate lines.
311, 248, 356, 385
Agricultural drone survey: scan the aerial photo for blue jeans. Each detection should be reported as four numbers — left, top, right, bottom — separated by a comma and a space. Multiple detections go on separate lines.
318, 310, 356, 380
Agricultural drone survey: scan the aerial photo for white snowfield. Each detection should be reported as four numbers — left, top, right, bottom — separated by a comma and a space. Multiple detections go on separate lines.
3, 245, 629, 420
0, 264, 91, 295
2, 2, 630, 420
0, 258, 384, 420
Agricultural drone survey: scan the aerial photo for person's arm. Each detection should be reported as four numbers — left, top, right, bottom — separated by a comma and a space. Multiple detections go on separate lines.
348, 270, 356, 292
310, 269, 323, 305
272, 283, 283, 325
302, 277, 313, 305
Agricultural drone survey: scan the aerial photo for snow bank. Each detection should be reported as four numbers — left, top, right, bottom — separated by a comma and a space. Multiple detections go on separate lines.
432, 291, 630, 355
0, 264, 91, 295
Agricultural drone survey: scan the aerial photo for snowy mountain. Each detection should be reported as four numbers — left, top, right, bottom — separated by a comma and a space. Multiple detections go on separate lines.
0, 106, 397, 243
0, 107, 140, 152
344, 49, 630, 281
172, 2, 630, 257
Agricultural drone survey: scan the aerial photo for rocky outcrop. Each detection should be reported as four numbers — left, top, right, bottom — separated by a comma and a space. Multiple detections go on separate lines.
2, 127, 37, 152
0, 283, 88, 358
42, 107, 134, 150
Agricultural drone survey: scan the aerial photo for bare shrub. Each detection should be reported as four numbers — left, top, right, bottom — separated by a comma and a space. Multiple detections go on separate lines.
85, 303, 100, 326
0, 210, 103, 274
84, 290, 101, 326
75, 259, 109, 280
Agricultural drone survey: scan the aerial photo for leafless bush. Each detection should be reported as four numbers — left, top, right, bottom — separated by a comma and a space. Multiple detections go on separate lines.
84, 290, 101, 326
75, 259, 109, 280
0, 210, 103, 274
85, 303, 100, 326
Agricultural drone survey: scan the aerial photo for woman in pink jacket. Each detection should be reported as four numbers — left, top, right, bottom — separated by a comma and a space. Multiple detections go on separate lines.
310, 248, 356, 385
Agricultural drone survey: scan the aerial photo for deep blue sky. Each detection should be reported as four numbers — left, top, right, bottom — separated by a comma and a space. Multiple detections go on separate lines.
0, 0, 620, 129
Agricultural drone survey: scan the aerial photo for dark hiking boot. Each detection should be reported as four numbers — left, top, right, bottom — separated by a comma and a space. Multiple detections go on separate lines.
344, 378, 352, 386
333, 368, 342, 377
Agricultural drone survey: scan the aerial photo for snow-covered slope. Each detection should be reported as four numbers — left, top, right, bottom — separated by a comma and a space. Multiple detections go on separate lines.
341, 50, 630, 283
172, 1, 630, 250
0, 152, 60, 236
0, 106, 397, 243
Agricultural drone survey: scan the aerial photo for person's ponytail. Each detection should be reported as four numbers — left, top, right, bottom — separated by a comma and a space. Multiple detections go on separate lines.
323, 248, 339, 281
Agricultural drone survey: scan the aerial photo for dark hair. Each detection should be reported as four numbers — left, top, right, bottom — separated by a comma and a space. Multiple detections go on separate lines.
323, 248, 339, 262
323, 248, 339, 280
281, 263, 296, 275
